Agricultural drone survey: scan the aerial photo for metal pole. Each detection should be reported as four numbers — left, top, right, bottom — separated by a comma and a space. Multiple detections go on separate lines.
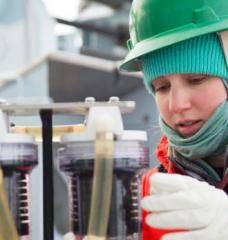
40, 110, 53, 240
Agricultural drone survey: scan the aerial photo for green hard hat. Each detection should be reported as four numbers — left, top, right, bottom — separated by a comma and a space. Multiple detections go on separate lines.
120, 0, 228, 72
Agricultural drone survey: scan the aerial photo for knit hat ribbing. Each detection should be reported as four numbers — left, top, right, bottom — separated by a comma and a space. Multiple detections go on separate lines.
142, 33, 228, 94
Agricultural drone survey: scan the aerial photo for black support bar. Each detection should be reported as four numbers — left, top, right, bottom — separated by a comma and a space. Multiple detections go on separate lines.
40, 110, 53, 240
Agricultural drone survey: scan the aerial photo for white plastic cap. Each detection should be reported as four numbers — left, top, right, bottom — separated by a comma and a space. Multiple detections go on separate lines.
120, 130, 147, 141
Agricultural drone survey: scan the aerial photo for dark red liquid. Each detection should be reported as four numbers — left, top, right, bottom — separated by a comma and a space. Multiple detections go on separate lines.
1, 160, 37, 236
60, 157, 148, 239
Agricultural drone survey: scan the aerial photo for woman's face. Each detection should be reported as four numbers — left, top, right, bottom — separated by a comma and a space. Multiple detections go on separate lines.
152, 74, 227, 138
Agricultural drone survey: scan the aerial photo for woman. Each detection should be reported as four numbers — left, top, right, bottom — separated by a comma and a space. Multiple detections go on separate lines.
120, 0, 228, 239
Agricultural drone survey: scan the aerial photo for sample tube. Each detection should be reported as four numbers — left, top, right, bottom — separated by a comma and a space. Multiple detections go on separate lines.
0, 142, 38, 239
59, 131, 149, 240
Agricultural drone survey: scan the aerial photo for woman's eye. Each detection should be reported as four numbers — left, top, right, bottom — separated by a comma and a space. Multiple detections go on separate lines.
153, 84, 170, 92
188, 76, 207, 84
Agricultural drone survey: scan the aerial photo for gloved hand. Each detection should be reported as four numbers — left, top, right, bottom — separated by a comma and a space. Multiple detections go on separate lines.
141, 173, 228, 240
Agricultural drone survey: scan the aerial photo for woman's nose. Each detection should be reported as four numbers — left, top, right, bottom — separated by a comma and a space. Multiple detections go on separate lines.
169, 88, 192, 113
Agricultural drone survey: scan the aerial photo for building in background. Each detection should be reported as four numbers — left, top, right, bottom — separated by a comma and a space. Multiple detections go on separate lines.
0, 0, 56, 72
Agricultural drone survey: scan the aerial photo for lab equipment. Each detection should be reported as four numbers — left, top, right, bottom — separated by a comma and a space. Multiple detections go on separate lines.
59, 101, 149, 239
0, 98, 146, 240
0, 142, 38, 238
0, 109, 38, 239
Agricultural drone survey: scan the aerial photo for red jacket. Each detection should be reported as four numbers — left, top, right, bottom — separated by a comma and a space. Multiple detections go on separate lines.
142, 135, 184, 240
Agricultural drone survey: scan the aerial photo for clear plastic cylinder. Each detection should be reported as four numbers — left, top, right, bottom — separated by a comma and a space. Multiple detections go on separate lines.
59, 137, 149, 240
0, 143, 38, 238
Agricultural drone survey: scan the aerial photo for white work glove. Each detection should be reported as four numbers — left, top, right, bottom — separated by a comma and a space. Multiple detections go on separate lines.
141, 173, 228, 240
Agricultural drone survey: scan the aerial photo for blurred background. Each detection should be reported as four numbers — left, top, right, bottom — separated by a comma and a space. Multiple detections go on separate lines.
0, 0, 161, 238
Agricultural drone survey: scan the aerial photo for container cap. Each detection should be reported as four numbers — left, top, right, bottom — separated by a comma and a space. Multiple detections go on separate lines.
119, 130, 147, 141
61, 130, 147, 142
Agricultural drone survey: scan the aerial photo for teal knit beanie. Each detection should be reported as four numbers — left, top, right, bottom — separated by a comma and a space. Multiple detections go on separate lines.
142, 33, 228, 94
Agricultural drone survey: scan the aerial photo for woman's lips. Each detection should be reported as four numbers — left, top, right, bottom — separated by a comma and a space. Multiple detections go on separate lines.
175, 120, 203, 137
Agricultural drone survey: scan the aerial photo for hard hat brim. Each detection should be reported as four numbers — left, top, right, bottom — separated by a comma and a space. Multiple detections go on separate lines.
120, 19, 228, 72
